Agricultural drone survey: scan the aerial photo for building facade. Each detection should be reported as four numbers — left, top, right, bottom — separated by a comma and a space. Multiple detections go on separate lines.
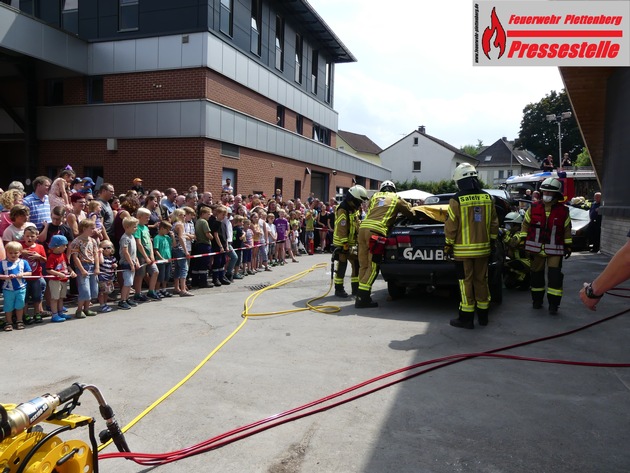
475, 137, 539, 187
0, 0, 390, 199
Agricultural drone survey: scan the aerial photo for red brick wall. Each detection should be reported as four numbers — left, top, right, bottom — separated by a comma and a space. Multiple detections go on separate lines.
103, 69, 206, 103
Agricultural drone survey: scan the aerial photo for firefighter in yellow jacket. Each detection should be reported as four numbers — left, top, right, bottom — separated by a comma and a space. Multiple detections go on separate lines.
444, 163, 499, 329
333, 185, 369, 297
519, 177, 572, 314
356, 180, 415, 308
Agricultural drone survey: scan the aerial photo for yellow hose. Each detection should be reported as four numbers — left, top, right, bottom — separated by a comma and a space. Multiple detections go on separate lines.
98, 261, 340, 452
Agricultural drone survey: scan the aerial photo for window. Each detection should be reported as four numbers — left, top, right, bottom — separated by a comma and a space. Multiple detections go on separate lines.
313, 124, 330, 146
119, 0, 139, 31
296, 114, 303, 135
47, 79, 64, 106
84, 167, 103, 182
413, 137, 419, 146
88, 77, 104, 104
484, 155, 492, 161
221, 142, 240, 158
275, 15, 284, 71
62, 0, 78, 34
250, 0, 262, 55
311, 50, 318, 94
498, 170, 505, 179
276, 105, 285, 127
413, 161, 421, 172
274, 178, 283, 196
220, 0, 233, 36
508, 169, 514, 177
295, 34, 303, 84
293, 180, 301, 200
325, 61, 332, 103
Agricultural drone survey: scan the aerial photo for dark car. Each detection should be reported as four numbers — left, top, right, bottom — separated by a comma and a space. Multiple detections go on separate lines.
380, 192, 509, 303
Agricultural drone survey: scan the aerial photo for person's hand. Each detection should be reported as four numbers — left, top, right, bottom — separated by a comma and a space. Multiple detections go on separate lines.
444, 245, 454, 260
69, 271, 77, 278
564, 247, 572, 259
580, 284, 599, 311
93, 268, 100, 276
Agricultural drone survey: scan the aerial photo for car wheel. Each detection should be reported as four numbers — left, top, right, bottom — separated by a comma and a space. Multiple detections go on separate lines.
387, 281, 406, 299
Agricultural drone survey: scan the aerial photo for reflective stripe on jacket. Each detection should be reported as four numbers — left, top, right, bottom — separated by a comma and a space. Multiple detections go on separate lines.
361, 192, 414, 237
521, 201, 571, 256
333, 201, 359, 247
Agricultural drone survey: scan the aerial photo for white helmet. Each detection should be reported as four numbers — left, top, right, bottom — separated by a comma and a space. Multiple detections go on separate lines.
348, 185, 369, 202
380, 180, 396, 192
539, 177, 563, 196
504, 211, 523, 224
453, 163, 478, 182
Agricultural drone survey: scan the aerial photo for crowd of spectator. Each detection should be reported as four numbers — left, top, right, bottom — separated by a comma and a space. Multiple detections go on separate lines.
0, 170, 355, 331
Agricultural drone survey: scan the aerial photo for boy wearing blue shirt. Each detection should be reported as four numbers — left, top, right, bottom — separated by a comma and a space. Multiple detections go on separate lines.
1, 241, 32, 331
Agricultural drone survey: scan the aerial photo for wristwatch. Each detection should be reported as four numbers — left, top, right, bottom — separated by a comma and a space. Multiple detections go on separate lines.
585, 283, 603, 299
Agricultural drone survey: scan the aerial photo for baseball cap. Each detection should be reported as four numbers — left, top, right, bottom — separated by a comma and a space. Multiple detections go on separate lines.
49, 235, 69, 248
81, 177, 95, 188
133, 178, 143, 183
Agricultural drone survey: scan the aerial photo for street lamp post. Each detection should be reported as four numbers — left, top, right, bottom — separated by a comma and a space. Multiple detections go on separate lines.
546, 111, 572, 168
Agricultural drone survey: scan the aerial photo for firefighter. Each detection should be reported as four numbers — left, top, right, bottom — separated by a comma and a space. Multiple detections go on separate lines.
519, 177, 572, 314
502, 211, 530, 290
332, 185, 369, 297
356, 180, 415, 308
444, 163, 499, 329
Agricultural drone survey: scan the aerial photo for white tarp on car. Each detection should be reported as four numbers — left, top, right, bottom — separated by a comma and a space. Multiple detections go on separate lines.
397, 189, 433, 201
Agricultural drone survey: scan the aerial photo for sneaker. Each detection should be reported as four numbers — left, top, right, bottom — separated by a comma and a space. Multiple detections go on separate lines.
83, 309, 98, 317
33, 314, 43, 324
233, 273, 244, 279
61, 313, 73, 320
247, 270, 256, 275
51, 314, 66, 323
180, 291, 195, 297
264, 267, 272, 272
23, 315, 34, 326
147, 291, 162, 301
118, 301, 132, 310
61, 306, 68, 313
159, 290, 173, 298
100, 305, 113, 313
219, 277, 231, 285
133, 293, 149, 302
75, 309, 86, 319
126, 298, 138, 307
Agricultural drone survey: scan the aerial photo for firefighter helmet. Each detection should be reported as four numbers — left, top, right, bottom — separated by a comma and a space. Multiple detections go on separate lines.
379, 180, 396, 192
453, 163, 478, 182
347, 185, 369, 202
504, 211, 523, 224
539, 177, 563, 196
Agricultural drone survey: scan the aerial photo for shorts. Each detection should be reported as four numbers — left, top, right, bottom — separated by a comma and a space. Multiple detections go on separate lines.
259, 244, 268, 263
48, 279, 68, 300
122, 269, 135, 287
76, 263, 98, 302
135, 261, 158, 278
98, 280, 115, 295
243, 248, 252, 263
157, 261, 172, 283
2, 287, 26, 311
172, 247, 188, 279
25, 277, 46, 303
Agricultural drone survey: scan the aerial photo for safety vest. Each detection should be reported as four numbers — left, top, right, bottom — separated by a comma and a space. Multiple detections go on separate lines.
361, 192, 414, 236
333, 201, 359, 247
524, 201, 569, 256
444, 191, 498, 258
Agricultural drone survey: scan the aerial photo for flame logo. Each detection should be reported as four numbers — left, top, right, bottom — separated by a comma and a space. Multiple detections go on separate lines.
482, 7, 506, 60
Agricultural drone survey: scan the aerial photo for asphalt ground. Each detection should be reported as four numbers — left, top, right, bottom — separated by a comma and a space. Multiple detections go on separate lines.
2, 250, 630, 473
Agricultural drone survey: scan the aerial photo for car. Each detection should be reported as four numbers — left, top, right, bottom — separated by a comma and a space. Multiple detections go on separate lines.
380, 193, 508, 303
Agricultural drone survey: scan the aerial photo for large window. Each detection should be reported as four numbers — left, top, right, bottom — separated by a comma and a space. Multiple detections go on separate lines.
62, 0, 78, 34
312, 124, 330, 146
311, 50, 318, 94
250, 0, 262, 55
119, 0, 139, 31
46, 79, 64, 106
325, 61, 332, 104
88, 77, 104, 104
296, 114, 303, 135
275, 15, 284, 71
220, 0, 233, 37
276, 105, 285, 128
221, 142, 240, 158
295, 34, 303, 84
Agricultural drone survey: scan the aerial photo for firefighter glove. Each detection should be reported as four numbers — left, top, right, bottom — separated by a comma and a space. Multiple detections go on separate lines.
564, 247, 572, 260
444, 245, 454, 259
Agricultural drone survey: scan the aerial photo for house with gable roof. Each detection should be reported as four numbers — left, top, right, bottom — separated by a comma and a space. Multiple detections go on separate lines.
379, 126, 477, 184
337, 130, 383, 165
475, 138, 540, 187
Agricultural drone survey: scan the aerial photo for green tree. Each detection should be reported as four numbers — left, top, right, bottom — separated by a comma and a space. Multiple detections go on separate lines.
460, 139, 484, 158
575, 147, 592, 167
514, 89, 585, 166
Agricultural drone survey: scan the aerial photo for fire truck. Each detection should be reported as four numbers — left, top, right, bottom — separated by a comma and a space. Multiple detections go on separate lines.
505, 168, 599, 201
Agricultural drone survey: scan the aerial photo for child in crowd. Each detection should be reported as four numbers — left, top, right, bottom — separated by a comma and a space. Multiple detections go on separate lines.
231, 215, 246, 278
2, 204, 34, 243
256, 210, 271, 272
153, 220, 174, 297
69, 219, 100, 318
171, 209, 193, 296
133, 207, 161, 302
290, 222, 300, 260
46, 235, 76, 323
266, 213, 277, 266
210, 205, 231, 286
251, 212, 262, 271
118, 217, 140, 310
305, 210, 315, 255
243, 218, 254, 275
97, 240, 117, 312
87, 199, 109, 242
274, 209, 297, 264
1, 241, 32, 331
20, 226, 47, 324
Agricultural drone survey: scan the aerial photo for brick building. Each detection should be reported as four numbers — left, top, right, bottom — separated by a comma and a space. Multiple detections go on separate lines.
0, 0, 390, 200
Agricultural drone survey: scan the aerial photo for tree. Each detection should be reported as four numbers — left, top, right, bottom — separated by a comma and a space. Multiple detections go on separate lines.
575, 147, 592, 167
514, 89, 585, 166
460, 139, 485, 158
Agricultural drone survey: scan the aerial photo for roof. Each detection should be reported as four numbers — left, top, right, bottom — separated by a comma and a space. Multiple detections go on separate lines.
337, 130, 383, 155
476, 138, 539, 169
282, 2, 357, 63
382, 129, 477, 163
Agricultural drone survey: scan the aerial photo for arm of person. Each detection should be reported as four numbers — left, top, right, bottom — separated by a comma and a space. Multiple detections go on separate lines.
580, 240, 630, 311
38, 221, 49, 243
120, 245, 134, 268
135, 237, 150, 262
71, 252, 87, 276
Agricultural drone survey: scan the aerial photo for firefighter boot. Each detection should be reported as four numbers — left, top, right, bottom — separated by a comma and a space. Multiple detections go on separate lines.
450, 310, 474, 329
476, 307, 489, 326
355, 289, 378, 309
351, 282, 359, 296
335, 284, 349, 298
